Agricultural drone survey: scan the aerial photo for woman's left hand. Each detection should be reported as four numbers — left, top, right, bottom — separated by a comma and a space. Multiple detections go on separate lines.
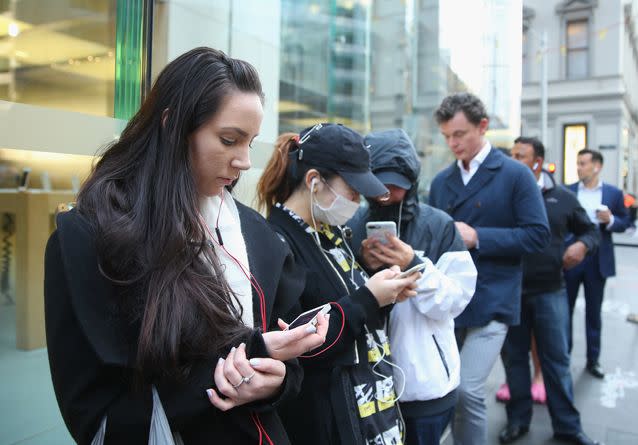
206, 343, 286, 411
262, 312, 329, 361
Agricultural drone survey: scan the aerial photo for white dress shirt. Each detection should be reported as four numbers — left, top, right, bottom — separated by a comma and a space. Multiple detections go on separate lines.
576, 180, 614, 230
457, 141, 492, 186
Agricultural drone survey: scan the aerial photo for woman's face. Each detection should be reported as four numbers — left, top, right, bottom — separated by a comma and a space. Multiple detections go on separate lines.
314, 175, 360, 207
190, 91, 263, 196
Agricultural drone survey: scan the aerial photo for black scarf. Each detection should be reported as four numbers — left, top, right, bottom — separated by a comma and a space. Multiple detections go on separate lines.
368, 186, 419, 234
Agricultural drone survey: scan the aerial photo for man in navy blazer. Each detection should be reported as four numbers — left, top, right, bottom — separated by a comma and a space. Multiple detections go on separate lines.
429, 93, 550, 445
564, 148, 631, 379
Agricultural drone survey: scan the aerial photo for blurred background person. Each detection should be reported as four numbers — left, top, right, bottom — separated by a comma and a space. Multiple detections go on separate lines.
564, 148, 631, 378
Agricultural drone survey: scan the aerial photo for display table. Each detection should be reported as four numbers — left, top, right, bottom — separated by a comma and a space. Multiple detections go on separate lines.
0, 190, 76, 350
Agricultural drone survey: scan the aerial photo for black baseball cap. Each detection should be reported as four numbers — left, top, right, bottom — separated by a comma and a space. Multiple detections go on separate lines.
293, 123, 389, 198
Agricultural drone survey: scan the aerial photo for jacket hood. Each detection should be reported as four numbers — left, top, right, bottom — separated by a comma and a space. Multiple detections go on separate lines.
364, 129, 421, 227
365, 129, 421, 185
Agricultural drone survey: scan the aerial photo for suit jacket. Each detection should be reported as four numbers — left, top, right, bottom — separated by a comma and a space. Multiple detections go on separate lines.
567, 182, 631, 277
429, 148, 550, 327
45, 205, 304, 445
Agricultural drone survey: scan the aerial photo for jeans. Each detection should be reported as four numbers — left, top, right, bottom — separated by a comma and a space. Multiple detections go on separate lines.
453, 320, 508, 445
405, 407, 454, 445
502, 289, 582, 435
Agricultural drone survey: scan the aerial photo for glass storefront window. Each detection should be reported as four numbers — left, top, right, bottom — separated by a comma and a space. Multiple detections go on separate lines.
0, 0, 117, 117
563, 123, 588, 184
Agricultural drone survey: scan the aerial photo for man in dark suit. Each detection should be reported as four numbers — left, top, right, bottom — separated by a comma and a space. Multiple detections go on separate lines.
564, 148, 631, 378
429, 93, 550, 445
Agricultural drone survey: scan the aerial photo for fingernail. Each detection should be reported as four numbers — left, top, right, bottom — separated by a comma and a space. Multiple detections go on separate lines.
230, 347, 236, 353
218, 357, 223, 365
249, 358, 261, 367
306, 325, 317, 334
206, 389, 214, 399
239, 342, 246, 349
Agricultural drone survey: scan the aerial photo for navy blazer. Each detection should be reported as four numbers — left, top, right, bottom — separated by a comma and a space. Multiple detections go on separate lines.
429, 148, 550, 328
567, 182, 630, 277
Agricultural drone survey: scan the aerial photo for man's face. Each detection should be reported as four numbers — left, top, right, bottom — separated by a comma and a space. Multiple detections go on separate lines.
512, 142, 536, 171
377, 184, 407, 206
439, 111, 488, 165
576, 153, 600, 182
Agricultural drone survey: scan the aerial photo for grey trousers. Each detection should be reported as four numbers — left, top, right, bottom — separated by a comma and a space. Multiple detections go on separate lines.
453, 320, 508, 445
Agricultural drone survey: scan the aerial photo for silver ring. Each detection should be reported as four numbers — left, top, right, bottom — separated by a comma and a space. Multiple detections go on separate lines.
243, 372, 256, 384
231, 378, 244, 389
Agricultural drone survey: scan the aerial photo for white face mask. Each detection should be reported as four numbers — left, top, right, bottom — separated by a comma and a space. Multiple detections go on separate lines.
311, 179, 360, 226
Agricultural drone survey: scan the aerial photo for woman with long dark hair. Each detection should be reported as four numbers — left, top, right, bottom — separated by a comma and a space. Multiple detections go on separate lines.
44, 47, 327, 444
257, 124, 420, 444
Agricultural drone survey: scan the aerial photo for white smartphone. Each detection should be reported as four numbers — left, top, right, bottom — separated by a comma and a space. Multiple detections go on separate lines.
285, 303, 331, 331
366, 221, 397, 245
396, 262, 426, 279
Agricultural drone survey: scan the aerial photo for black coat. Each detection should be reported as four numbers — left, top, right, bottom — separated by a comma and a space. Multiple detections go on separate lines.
522, 171, 599, 296
44, 204, 304, 444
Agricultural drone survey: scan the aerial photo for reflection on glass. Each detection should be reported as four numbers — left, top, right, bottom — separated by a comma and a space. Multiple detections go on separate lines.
279, 0, 371, 133
278, 0, 521, 195
564, 124, 587, 184
0, 0, 117, 117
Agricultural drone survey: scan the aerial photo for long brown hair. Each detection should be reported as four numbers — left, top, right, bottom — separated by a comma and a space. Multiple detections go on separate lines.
77, 47, 263, 379
257, 132, 335, 215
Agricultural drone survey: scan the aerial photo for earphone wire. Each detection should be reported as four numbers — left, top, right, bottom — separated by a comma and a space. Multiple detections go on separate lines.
199, 190, 268, 332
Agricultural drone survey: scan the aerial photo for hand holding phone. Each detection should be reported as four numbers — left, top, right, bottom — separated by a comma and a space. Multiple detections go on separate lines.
262, 306, 330, 361
285, 303, 331, 331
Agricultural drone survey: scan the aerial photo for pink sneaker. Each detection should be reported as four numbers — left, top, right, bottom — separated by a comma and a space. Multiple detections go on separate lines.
496, 383, 510, 402
531, 381, 546, 404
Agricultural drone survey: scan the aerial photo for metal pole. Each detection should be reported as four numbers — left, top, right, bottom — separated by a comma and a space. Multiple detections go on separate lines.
540, 29, 548, 147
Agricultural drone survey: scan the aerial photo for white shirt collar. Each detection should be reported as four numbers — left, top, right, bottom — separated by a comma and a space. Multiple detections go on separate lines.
578, 179, 602, 191
537, 173, 544, 189
457, 140, 491, 172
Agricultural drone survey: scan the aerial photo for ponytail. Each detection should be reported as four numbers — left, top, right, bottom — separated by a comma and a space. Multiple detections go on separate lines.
256, 133, 299, 214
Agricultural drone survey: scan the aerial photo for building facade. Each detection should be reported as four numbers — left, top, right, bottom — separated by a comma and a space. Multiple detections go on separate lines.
521, 0, 638, 193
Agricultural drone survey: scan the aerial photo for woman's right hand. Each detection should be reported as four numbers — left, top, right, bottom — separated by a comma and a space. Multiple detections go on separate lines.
262, 312, 329, 361
206, 343, 286, 411
365, 266, 420, 307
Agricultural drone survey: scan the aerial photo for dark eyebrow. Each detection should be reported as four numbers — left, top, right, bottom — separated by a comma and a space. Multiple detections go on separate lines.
220, 127, 249, 137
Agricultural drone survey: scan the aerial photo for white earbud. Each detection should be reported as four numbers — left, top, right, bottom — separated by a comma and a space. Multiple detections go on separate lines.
311, 177, 318, 192
532, 162, 539, 170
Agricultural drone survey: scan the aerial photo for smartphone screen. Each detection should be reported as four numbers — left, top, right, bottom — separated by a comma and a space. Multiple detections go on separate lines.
287, 304, 330, 330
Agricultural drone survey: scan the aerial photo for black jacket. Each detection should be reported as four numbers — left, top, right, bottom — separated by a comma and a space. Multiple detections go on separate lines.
44, 205, 304, 444
522, 171, 599, 296
268, 205, 398, 445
